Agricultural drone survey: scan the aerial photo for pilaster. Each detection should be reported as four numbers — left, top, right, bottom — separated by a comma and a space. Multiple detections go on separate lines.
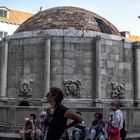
0, 40, 8, 97
44, 37, 51, 97
95, 35, 102, 100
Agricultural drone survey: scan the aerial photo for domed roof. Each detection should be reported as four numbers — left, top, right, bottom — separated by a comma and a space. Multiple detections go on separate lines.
15, 6, 120, 36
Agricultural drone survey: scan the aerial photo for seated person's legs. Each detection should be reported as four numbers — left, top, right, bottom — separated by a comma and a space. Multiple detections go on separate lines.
30, 130, 35, 140
36, 129, 44, 140
84, 127, 90, 140
19, 129, 25, 140
73, 128, 82, 140
89, 129, 96, 140
99, 135, 105, 140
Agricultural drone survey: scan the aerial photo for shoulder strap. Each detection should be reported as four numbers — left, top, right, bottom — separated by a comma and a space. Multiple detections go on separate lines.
46, 108, 50, 114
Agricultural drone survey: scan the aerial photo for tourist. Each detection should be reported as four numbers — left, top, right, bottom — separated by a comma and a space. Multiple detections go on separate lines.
19, 114, 36, 140
35, 111, 48, 140
29, 114, 37, 126
72, 111, 86, 140
45, 87, 83, 140
107, 102, 124, 140
87, 112, 105, 140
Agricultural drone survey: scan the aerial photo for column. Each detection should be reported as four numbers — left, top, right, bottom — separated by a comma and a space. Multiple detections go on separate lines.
134, 42, 140, 100
0, 40, 8, 97
44, 37, 51, 97
95, 35, 102, 100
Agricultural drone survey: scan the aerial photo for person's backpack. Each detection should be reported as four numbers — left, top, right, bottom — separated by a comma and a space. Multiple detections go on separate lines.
120, 119, 126, 140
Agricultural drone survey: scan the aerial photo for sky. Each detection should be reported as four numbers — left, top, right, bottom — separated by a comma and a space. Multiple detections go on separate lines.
1, 0, 140, 36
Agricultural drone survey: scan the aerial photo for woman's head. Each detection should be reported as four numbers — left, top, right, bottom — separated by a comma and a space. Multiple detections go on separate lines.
29, 114, 36, 121
109, 102, 120, 111
94, 112, 99, 120
40, 111, 47, 121
46, 87, 64, 105
94, 112, 103, 120
97, 113, 103, 120
25, 120, 33, 129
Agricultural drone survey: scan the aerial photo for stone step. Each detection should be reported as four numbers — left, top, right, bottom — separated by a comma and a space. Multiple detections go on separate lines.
0, 132, 20, 140
0, 132, 140, 140
126, 133, 140, 140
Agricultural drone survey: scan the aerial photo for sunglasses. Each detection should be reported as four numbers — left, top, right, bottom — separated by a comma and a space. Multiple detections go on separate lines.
46, 92, 56, 97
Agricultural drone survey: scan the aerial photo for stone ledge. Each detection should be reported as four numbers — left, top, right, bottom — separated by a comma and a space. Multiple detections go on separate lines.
0, 132, 20, 138
0, 132, 140, 140
126, 133, 140, 140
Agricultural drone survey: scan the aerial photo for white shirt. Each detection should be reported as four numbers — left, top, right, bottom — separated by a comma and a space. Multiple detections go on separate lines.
111, 109, 123, 129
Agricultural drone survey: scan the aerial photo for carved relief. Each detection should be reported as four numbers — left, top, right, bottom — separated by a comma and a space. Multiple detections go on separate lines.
111, 81, 125, 99
19, 79, 34, 96
63, 80, 81, 98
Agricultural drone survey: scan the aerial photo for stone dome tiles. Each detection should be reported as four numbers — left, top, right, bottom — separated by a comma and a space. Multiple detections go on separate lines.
15, 6, 120, 36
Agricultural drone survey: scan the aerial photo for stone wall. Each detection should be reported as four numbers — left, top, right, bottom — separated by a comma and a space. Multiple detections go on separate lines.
96, 37, 133, 103
0, 29, 140, 136
50, 36, 96, 99
0, 29, 134, 107
7, 38, 46, 99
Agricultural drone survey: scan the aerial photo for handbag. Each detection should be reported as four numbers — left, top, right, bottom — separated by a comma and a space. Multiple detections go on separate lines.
107, 125, 119, 136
